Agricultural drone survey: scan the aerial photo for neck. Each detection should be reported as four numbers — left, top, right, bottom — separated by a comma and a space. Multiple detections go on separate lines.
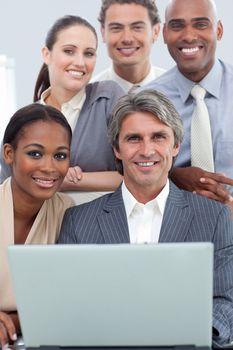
13, 196, 43, 244
46, 86, 77, 109
45, 92, 62, 109
125, 182, 166, 204
11, 182, 44, 221
113, 60, 151, 84
179, 61, 215, 83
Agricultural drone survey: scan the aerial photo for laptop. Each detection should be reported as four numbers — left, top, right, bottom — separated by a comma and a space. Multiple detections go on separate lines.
8, 243, 213, 349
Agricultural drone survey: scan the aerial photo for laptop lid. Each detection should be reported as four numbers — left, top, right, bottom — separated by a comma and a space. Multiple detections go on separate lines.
8, 243, 213, 348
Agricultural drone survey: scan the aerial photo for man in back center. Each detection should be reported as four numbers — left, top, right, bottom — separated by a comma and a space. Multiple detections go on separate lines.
58, 89, 233, 346
92, 0, 165, 92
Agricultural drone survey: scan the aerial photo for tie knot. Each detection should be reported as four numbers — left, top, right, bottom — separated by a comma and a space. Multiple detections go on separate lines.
191, 84, 206, 100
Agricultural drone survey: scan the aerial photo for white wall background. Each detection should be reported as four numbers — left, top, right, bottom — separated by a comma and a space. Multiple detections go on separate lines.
0, 0, 232, 109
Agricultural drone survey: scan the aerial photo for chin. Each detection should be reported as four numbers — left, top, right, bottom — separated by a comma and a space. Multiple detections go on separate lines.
37, 188, 58, 199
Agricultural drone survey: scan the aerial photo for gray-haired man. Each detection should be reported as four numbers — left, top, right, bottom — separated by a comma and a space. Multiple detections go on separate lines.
59, 89, 233, 346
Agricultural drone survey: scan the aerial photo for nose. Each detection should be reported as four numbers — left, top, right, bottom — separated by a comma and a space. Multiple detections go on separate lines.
121, 27, 134, 44
181, 25, 198, 43
40, 156, 56, 173
140, 141, 155, 158
73, 53, 85, 67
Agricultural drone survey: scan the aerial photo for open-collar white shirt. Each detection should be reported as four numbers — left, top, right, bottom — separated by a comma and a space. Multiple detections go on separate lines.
121, 180, 169, 244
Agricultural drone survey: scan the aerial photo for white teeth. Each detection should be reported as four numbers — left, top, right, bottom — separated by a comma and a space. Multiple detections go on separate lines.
68, 70, 84, 76
34, 178, 54, 184
119, 48, 137, 54
181, 47, 199, 53
137, 162, 155, 167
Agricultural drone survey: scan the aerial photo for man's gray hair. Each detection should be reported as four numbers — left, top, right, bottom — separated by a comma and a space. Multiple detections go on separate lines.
108, 89, 184, 174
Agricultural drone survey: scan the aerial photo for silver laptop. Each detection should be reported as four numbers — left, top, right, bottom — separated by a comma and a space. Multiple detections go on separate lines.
8, 243, 213, 348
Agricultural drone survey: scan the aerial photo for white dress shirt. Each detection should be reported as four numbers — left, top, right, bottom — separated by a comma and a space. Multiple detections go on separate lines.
121, 181, 169, 243
92, 64, 165, 93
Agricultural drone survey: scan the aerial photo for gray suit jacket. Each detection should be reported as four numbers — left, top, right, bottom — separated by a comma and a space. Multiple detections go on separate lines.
59, 181, 233, 344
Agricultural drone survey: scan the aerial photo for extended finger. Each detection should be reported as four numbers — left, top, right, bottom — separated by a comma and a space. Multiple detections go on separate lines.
198, 181, 231, 202
203, 173, 233, 186
0, 321, 9, 349
194, 190, 223, 202
73, 166, 82, 180
66, 169, 78, 183
195, 189, 231, 203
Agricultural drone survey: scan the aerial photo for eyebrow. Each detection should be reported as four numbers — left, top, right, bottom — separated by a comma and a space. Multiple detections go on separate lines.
23, 143, 44, 149
62, 44, 96, 51
23, 144, 70, 150
108, 21, 146, 27
168, 17, 211, 25
123, 132, 140, 140
130, 21, 146, 26
123, 130, 169, 140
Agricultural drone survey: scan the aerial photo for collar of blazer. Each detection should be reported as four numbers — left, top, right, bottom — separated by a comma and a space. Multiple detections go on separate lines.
97, 182, 193, 244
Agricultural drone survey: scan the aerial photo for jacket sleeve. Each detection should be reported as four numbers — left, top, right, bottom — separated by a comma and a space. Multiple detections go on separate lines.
212, 205, 233, 345
105, 81, 125, 123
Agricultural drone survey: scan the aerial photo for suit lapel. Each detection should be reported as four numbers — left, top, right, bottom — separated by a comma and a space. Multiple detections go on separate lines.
159, 182, 194, 242
97, 186, 130, 243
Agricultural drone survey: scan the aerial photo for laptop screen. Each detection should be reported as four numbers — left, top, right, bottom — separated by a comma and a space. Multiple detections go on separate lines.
8, 243, 213, 348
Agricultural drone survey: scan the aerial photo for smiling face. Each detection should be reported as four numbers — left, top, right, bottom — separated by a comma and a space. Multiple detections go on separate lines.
101, 3, 160, 72
42, 24, 97, 100
163, 0, 223, 82
4, 120, 70, 204
114, 111, 180, 202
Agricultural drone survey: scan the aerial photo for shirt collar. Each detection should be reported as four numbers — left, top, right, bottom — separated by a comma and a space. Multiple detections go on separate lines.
139, 65, 157, 86
109, 64, 154, 91
40, 87, 86, 111
175, 59, 222, 103
199, 59, 222, 98
122, 180, 170, 219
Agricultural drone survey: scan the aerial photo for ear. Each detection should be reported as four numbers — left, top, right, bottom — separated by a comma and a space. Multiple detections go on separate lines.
3, 144, 15, 165
101, 26, 106, 43
163, 24, 167, 44
172, 143, 180, 158
113, 146, 122, 161
216, 20, 223, 41
152, 23, 160, 43
42, 46, 51, 65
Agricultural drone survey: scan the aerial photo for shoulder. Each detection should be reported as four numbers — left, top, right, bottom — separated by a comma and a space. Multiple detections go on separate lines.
64, 192, 112, 220
85, 81, 124, 101
169, 181, 231, 221
219, 59, 233, 72
144, 66, 178, 92
182, 188, 231, 219
46, 192, 74, 213
0, 177, 12, 197
218, 59, 233, 81
0, 177, 11, 188
169, 183, 233, 240
61, 188, 125, 226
